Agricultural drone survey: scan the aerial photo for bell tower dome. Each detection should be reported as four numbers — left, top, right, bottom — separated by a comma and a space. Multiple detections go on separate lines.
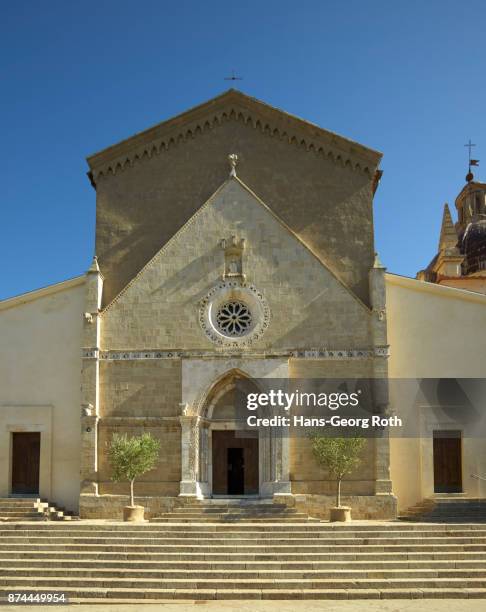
417, 151, 486, 293
456, 179, 486, 276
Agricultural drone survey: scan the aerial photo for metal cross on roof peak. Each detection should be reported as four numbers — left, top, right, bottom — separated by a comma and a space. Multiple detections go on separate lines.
224, 70, 243, 81
464, 139, 476, 163
464, 139, 480, 181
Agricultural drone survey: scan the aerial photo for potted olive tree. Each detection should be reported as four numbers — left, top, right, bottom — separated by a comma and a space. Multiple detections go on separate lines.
108, 432, 161, 521
311, 435, 365, 522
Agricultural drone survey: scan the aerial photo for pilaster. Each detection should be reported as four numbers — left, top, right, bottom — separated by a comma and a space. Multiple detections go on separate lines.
80, 256, 103, 496
369, 253, 393, 495
179, 413, 202, 497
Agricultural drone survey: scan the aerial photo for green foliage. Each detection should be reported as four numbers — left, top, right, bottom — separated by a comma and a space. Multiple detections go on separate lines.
311, 436, 365, 480
108, 432, 160, 484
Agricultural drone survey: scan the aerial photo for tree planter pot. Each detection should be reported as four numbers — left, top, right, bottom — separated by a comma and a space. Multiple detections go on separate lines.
123, 505, 145, 522
330, 506, 351, 522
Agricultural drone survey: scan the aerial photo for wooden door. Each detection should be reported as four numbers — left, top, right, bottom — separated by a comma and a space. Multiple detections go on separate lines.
212, 431, 230, 494
433, 431, 462, 493
243, 436, 259, 495
11, 432, 41, 494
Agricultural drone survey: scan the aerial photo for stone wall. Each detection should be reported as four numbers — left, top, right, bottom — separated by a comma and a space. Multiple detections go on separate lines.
0, 279, 85, 512
386, 273, 486, 510
92, 116, 376, 307
288, 358, 380, 495
290, 437, 375, 495
99, 360, 181, 417
79, 494, 181, 519
79, 492, 397, 520
279, 493, 397, 520
100, 179, 372, 351
97, 420, 181, 497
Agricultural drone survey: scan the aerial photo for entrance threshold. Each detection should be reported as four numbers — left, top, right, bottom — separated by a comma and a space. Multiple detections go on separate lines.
9, 494, 41, 499
433, 492, 466, 498
206, 495, 274, 504
212, 495, 261, 499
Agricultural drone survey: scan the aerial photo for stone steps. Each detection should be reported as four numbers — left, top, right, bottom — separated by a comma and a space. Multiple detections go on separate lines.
0, 499, 46, 522
0, 504, 43, 510
1, 519, 486, 599
3, 551, 486, 562
1, 521, 483, 531
400, 498, 486, 522
5, 567, 486, 579
4, 576, 486, 590
151, 510, 308, 515
0, 513, 46, 521
3, 547, 486, 556
5, 586, 486, 601
150, 501, 317, 523
167, 504, 290, 511
150, 517, 316, 523
2, 536, 485, 550
2, 536, 486, 545
0, 497, 73, 522
0, 498, 42, 504
0, 523, 486, 544
4, 559, 486, 569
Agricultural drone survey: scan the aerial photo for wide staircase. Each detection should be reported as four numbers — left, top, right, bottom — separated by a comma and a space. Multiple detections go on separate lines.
0, 497, 74, 522
1, 502, 486, 601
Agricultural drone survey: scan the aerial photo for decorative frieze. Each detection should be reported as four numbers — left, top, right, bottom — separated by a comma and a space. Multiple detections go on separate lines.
101, 416, 180, 425
290, 349, 371, 359
291, 346, 390, 359
374, 345, 391, 357
101, 350, 183, 360
82, 346, 390, 360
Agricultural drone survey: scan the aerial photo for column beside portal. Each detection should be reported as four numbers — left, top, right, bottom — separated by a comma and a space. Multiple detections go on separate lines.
179, 412, 201, 497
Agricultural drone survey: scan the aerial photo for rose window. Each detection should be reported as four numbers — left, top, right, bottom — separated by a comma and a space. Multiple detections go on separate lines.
216, 301, 252, 337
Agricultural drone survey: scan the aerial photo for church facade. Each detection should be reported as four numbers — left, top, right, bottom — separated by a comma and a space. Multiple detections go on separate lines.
1, 91, 486, 518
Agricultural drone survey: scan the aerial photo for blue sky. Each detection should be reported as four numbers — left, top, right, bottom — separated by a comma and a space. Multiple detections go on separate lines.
2, 1, 485, 300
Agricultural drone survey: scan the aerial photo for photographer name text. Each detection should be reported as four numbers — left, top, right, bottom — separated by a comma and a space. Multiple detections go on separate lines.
246, 414, 402, 429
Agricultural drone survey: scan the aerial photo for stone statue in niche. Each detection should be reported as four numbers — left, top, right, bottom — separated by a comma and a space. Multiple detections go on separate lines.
220, 235, 246, 279
228, 259, 239, 274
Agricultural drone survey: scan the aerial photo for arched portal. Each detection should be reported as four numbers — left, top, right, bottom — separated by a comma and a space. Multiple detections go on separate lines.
204, 373, 260, 496
179, 368, 291, 499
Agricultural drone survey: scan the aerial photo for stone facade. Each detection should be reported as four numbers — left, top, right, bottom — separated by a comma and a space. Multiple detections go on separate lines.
79, 90, 395, 519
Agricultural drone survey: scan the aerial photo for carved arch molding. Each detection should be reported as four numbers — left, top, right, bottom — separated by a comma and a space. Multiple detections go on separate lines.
179, 369, 291, 498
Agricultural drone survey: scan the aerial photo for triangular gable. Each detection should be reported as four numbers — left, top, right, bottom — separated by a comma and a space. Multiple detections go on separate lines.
87, 90, 382, 183
102, 175, 371, 316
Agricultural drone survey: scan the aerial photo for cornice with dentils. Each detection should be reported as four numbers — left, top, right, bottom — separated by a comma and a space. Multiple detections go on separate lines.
86, 90, 383, 184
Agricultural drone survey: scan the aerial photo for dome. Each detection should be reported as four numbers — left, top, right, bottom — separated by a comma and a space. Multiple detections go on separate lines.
460, 219, 486, 274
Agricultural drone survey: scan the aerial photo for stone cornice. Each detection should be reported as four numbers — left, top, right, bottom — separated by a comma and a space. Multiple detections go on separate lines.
86, 90, 382, 183
0, 275, 85, 312
386, 272, 486, 305
455, 180, 486, 208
